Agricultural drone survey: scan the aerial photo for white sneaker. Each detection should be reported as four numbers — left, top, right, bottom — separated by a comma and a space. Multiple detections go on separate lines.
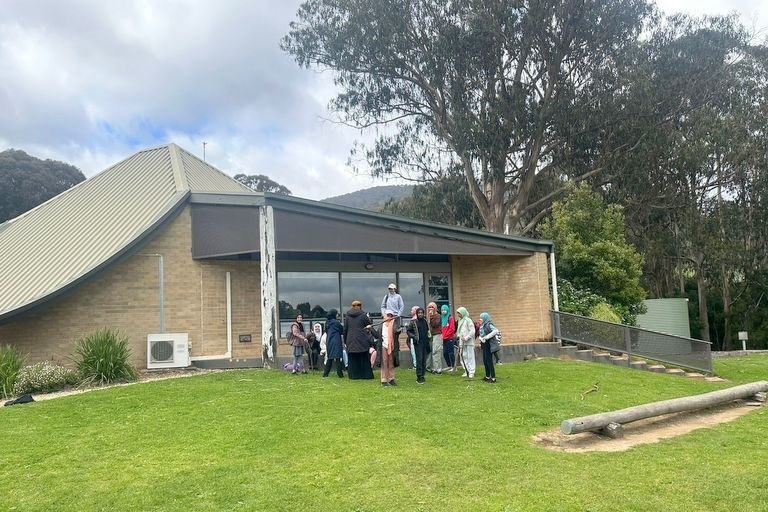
468, 373, 474, 379
461, 372, 468, 377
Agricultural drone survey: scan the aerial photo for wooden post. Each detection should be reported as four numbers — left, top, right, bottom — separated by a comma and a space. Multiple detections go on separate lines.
561, 381, 768, 435
259, 205, 278, 369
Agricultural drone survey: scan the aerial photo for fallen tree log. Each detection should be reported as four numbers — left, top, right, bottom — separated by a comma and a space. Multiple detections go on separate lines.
561, 380, 768, 435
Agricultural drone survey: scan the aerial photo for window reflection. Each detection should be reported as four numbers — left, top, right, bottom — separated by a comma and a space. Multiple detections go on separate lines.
278, 272, 339, 334
427, 273, 451, 312
341, 273, 395, 320
399, 273, 425, 317
277, 271, 447, 334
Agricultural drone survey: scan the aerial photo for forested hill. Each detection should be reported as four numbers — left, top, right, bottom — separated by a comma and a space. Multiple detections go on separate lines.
0, 149, 85, 223
322, 184, 412, 211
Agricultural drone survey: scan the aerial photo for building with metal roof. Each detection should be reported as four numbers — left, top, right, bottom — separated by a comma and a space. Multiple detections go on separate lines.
0, 144, 557, 369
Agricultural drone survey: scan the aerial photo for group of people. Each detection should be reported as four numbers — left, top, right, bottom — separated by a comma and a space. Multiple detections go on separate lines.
287, 283, 503, 386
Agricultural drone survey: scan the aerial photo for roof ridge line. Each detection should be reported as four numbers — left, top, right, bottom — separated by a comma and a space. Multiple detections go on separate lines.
167, 143, 189, 192
173, 145, 255, 194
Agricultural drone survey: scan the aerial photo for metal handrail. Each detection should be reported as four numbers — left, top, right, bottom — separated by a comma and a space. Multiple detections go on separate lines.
551, 310, 712, 374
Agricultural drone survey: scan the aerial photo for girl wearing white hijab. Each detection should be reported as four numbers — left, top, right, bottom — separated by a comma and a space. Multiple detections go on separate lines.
455, 307, 475, 378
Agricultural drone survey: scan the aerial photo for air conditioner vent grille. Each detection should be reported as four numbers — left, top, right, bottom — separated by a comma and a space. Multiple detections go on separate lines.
150, 339, 174, 362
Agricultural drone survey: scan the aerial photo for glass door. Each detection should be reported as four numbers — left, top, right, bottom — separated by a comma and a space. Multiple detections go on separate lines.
426, 273, 451, 312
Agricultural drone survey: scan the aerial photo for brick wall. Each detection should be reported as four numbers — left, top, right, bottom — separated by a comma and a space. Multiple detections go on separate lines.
0, 206, 262, 368
451, 253, 552, 342
0, 204, 553, 368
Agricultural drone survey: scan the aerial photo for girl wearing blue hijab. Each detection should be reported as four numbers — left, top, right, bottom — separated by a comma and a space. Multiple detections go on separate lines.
478, 312, 500, 383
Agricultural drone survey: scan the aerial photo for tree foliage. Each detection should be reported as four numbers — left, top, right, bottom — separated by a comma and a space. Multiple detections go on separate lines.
381, 170, 484, 228
540, 184, 646, 324
602, 22, 767, 343
0, 149, 85, 223
234, 173, 292, 195
283, 0, 658, 234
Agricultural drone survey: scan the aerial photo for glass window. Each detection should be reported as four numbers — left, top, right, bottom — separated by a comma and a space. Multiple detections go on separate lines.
340, 253, 397, 262
398, 254, 450, 262
341, 272, 395, 321
278, 272, 340, 335
276, 270, 450, 333
426, 273, 451, 312
398, 273, 425, 318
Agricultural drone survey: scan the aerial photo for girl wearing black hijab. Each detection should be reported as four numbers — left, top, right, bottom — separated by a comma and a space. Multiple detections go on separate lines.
322, 309, 345, 378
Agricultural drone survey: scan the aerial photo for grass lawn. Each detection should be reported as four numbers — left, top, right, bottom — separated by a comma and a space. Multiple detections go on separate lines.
1, 355, 767, 511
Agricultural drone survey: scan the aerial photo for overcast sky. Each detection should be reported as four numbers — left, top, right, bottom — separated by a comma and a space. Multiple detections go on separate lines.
1, 1, 766, 200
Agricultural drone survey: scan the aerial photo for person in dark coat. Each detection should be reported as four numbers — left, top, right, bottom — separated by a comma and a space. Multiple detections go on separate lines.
406, 307, 432, 384
344, 300, 374, 380
322, 309, 345, 378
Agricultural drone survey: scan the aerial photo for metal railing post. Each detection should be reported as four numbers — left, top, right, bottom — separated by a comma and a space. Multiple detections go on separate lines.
624, 325, 632, 368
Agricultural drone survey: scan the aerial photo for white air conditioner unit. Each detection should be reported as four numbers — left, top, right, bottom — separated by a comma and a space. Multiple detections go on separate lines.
147, 333, 190, 369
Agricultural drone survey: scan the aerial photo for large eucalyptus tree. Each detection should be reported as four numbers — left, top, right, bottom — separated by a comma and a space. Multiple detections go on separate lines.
282, 0, 653, 234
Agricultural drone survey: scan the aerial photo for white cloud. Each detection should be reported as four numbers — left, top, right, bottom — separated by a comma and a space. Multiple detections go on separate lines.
655, 0, 768, 36
1, 0, 765, 200
0, 0, 378, 199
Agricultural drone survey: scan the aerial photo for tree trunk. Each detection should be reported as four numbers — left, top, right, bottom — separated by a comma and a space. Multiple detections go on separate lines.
461, 155, 506, 233
696, 272, 711, 343
692, 251, 711, 342
674, 223, 685, 296
717, 167, 732, 350
721, 266, 732, 351
561, 381, 768, 435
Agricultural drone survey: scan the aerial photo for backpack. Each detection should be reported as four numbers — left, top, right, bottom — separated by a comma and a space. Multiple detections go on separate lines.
285, 323, 296, 344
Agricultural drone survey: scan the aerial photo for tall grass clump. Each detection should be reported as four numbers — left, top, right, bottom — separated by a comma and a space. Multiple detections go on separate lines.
73, 328, 138, 385
13, 362, 79, 395
0, 344, 25, 399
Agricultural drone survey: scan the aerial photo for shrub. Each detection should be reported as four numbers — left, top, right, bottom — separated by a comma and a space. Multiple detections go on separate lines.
0, 345, 25, 399
73, 328, 138, 386
589, 302, 622, 324
12, 362, 78, 395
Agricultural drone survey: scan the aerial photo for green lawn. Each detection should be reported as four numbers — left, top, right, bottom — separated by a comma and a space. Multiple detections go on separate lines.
1, 355, 767, 511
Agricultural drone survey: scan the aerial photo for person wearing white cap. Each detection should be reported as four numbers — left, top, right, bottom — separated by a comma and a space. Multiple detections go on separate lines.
380, 283, 404, 364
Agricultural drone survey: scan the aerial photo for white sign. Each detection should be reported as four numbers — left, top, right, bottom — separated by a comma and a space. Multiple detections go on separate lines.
738, 331, 749, 341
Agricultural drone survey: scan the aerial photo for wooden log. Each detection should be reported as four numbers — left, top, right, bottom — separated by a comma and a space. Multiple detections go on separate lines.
561, 381, 768, 435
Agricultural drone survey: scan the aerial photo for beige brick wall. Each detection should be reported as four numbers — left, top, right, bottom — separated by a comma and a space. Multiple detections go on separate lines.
0, 204, 552, 367
451, 253, 552, 342
0, 206, 263, 368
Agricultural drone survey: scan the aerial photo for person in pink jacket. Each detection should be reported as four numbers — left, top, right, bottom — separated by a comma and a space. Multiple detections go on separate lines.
441, 304, 456, 371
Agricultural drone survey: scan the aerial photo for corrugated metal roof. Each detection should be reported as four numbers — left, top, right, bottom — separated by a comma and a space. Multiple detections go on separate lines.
0, 143, 257, 321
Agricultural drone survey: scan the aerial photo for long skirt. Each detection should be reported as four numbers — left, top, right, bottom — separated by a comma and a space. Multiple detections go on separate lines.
347, 351, 374, 380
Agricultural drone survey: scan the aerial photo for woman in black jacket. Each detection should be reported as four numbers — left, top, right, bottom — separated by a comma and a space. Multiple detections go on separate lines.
406, 307, 432, 384
343, 300, 375, 380
323, 309, 345, 378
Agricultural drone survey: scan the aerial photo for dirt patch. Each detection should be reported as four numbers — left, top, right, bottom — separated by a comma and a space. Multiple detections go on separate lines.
533, 400, 763, 453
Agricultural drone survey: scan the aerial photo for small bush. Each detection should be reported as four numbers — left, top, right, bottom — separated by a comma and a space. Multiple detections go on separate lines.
0, 345, 25, 399
74, 328, 138, 386
589, 302, 622, 324
12, 362, 78, 395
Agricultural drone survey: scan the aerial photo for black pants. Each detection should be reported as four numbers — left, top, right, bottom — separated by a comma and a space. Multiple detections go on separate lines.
443, 340, 456, 368
323, 358, 344, 378
482, 342, 496, 379
414, 340, 430, 382
309, 350, 320, 369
